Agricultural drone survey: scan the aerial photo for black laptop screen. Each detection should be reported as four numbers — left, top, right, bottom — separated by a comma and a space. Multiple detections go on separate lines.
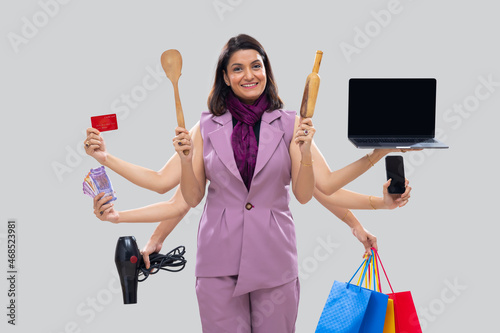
348, 78, 437, 137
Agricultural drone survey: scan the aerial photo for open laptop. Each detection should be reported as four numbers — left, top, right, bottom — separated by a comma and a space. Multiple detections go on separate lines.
348, 78, 448, 149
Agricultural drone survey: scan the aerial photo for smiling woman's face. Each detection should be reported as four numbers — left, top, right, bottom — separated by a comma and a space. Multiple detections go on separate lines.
223, 49, 267, 105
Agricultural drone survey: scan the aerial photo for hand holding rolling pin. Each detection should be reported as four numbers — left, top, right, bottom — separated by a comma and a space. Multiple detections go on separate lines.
295, 51, 323, 154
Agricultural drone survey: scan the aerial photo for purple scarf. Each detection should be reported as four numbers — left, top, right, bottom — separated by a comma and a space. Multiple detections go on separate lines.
226, 90, 270, 190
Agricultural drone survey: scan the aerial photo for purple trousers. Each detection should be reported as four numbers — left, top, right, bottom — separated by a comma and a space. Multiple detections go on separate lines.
195, 276, 300, 333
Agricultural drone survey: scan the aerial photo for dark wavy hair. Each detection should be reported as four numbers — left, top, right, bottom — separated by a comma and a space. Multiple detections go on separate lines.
207, 34, 284, 116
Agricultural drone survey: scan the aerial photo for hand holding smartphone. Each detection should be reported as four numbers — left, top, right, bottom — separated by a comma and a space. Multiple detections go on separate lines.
385, 156, 406, 194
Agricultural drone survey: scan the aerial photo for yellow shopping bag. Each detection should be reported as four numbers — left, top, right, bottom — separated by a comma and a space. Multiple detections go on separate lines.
383, 298, 395, 333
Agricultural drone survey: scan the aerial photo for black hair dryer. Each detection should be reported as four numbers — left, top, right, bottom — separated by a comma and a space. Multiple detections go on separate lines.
115, 236, 142, 304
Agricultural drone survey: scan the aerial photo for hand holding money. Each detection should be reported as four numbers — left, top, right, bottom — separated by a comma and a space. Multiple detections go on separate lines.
93, 192, 119, 223
83, 166, 119, 222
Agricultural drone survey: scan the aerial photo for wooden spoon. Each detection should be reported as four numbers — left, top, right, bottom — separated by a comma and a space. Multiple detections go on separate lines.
161, 49, 188, 155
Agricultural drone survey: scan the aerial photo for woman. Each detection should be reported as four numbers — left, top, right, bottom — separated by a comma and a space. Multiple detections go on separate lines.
169, 34, 412, 332
171, 34, 316, 332
86, 34, 412, 332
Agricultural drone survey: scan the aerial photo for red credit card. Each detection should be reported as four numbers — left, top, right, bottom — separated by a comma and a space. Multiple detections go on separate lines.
91, 114, 118, 132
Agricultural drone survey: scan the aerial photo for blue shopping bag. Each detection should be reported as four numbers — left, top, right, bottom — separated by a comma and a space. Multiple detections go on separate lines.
316, 251, 390, 333
358, 289, 388, 333
315, 260, 372, 333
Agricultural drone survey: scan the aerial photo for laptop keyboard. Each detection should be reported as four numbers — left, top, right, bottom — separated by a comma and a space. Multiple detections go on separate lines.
355, 138, 431, 143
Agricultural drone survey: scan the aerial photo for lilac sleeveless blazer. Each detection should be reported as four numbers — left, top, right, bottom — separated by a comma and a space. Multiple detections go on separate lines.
197, 109, 298, 296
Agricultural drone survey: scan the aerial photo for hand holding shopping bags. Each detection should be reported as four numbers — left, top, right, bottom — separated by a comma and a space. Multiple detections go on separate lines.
315, 249, 422, 333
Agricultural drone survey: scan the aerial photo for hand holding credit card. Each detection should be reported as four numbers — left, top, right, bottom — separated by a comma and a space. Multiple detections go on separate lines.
91, 114, 118, 132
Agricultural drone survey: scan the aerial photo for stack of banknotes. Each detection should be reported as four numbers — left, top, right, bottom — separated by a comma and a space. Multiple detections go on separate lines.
82, 166, 117, 202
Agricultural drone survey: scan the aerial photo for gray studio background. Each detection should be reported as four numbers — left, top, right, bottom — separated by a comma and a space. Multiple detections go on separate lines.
1, 0, 498, 332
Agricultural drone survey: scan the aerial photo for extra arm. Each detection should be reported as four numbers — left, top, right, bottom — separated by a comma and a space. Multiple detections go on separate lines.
94, 186, 190, 223
85, 122, 200, 194
313, 188, 378, 257
311, 142, 390, 196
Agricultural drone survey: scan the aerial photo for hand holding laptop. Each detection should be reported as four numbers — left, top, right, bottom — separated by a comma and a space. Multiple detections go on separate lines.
375, 148, 422, 154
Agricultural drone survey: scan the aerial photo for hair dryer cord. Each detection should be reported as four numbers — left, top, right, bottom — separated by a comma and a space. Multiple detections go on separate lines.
138, 246, 187, 282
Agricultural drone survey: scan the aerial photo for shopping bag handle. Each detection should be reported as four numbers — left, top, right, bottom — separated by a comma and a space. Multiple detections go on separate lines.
372, 248, 395, 294
356, 258, 367, 286
347, 257, 370, 290
374, 249, 382, 292
355, 249, 381, 292
369, 249, 379, 292
366, 248, 382, 292
355, 254, 371, 288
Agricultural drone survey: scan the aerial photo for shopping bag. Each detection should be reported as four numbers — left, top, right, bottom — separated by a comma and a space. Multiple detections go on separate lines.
358, 250, 389, 333
388, 292, 421, 333
374, 249, 422, 333
315, 260, 372, 333
383, 299, 396, 333
366, 251, 396, 333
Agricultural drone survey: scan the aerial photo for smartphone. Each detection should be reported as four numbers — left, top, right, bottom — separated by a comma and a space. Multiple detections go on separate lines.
385, 156, 406, 194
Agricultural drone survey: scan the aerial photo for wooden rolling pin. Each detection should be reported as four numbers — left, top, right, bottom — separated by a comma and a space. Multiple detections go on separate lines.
300, 50, 323, 118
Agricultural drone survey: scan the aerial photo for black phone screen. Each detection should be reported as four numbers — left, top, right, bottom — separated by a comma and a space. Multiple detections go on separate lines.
385, 156, 406, 194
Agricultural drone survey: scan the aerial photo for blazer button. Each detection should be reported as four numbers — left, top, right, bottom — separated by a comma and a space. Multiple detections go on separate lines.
245, 203, 253, 210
